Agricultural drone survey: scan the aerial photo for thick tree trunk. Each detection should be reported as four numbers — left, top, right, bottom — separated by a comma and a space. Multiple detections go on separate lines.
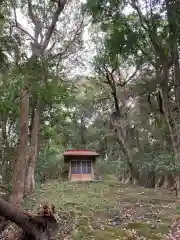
163, 175, 174, 189
0, 197, 60, 240
24, 100, 40, 195
165, 0, 180, 196
9, 88, 29, 206
115, 124, 140, 181
174, 149, 180, 196
159, 87, 180, 195
166, 0, 180, 111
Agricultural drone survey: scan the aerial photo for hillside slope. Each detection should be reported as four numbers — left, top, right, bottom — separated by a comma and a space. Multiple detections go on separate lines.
24, 181, 178, 239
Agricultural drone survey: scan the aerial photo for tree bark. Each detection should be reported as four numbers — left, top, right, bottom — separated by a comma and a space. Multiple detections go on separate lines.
9, 88, 29, 206
24, 100, 40, 195
112, 117, 140, 181
155, 175, 164, 188
160, 87, 180, 195
80, 116, 87, 147
0, 197, 60, 239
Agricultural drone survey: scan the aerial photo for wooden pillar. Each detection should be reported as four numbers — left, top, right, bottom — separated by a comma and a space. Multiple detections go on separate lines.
91, 160, 94, 180
68, 161, 71, 181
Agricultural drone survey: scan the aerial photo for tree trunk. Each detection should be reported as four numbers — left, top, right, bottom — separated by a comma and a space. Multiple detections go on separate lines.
165, 0, 180, 196
115, 123, 140, 181
162, 174, 174, 189
80, 116, 87, 147
160, 87, 180, 195
9, 88, 29, 206
166, 0, 180, 111
1, 115, 7, 166
155, 175, 164, 188
24, 100, 40, 195
146, 170, 155, 188
0, 197, 60, 240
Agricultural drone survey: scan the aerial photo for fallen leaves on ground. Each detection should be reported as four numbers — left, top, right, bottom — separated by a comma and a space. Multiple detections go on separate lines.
23, 181, 179, 239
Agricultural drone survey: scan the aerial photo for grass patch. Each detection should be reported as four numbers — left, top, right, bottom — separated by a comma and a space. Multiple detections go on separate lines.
24, 180, 177, 239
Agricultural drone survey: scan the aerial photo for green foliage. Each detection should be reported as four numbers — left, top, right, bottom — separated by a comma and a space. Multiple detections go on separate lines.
141, 150, 175, 173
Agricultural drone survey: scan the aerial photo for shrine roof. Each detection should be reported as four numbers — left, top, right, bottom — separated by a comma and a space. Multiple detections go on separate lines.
63, 149, 99, 156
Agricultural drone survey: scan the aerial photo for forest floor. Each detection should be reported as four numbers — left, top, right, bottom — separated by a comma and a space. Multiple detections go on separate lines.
24, 179, 179, 240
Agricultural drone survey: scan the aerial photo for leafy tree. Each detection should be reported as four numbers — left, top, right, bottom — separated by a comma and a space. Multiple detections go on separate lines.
85, 0, 180, 192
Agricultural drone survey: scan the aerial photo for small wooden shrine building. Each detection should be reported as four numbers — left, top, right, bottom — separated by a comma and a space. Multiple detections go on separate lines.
63, 150, 99, 181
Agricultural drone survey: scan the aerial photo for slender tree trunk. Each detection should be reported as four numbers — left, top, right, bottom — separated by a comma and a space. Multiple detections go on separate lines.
9, 87, 29, 206
155, 175, 164, 188
80, 116, 86, 147
1, 115, 7, 166
146, 170, 155, 188
24, 100, 40, 195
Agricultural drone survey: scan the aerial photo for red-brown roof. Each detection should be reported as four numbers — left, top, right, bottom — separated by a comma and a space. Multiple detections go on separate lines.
63, 149, 99, 156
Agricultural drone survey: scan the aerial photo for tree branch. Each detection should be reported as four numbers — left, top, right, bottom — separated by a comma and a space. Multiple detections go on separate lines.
130, 0, 148, 31
27, 0, 38, 27
42, 0, 68, 51
27, 0, 43, 42
95, 96, 109, 102
96, 66, 109, 83
11, 2, 37, 42
117, 65, 139, 87
98, 66, 121, 114
50, 18, 84, 61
